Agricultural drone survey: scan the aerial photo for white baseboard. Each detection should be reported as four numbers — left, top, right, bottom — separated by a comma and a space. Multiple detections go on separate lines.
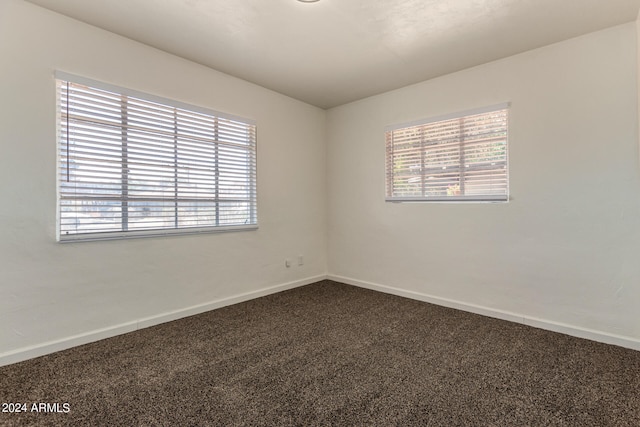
328, 274, 640, 352
4, 273, 638, 367
0, 275, 327, 367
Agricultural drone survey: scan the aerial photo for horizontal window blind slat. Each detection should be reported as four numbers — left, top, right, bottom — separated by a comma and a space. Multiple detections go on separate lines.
386, 105, 509, 202
64, 115, 256, 150
57, 77, 258, 241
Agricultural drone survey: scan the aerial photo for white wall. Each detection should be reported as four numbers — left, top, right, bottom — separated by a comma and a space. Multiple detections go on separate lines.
327, 23, 640, 347
0, 0, 327, 364
2, 1, 640, 366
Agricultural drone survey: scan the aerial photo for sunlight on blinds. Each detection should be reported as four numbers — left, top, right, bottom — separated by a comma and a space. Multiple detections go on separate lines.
56, 74, 257, 241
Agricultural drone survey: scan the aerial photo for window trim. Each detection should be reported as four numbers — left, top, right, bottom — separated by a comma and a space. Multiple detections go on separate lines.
385, 102, 510, 203
55, 71, 258, 242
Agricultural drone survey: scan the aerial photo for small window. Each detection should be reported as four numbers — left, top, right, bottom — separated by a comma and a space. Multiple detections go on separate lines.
56, 72, 257, 242
385, 104, 509, 202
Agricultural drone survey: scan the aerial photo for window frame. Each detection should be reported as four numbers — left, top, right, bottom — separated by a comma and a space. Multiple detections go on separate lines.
55, 71, 258, 242
385, 103, 510, 203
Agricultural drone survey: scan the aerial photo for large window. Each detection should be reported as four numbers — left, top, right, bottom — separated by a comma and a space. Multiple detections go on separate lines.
56, 72, 257, 242
385, 104, 509, 202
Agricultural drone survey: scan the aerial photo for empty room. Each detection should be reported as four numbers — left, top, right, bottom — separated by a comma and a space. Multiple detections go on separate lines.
1, 0, 640, 425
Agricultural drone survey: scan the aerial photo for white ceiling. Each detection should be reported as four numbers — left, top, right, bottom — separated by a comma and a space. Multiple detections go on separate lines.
25, 0, 640, 109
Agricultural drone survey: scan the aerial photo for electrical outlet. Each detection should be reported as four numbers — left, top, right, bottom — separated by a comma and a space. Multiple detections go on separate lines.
297, 255, 304, 266
285, 259, 291, 268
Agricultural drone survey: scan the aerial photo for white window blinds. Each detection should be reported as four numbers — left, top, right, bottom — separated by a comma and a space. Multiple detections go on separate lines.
56, 72, 257, 241
385, 104, 509, 202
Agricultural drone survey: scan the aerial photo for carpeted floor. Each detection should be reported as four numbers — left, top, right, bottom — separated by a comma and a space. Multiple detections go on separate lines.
1, 280, 639, 426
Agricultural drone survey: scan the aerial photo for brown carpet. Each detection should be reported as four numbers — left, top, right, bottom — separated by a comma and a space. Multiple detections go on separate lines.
1, 280, 639, 426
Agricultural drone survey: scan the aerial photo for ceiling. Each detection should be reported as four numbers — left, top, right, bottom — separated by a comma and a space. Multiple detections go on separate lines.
25, 0, 640, 109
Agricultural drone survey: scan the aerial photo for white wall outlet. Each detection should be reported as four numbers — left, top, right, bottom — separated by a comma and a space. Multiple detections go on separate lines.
297, 255, 304, 266
285, 259, 291, 268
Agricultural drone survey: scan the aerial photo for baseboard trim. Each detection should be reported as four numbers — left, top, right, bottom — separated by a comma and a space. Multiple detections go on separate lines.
0, 274, 327, 367
5, 273, 638, 367
328, 274, 640, 352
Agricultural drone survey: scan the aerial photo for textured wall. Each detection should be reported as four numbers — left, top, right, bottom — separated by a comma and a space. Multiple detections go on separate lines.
0, 0, 327, 362
327, 23, 640, 344
2, 0, 640, 364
